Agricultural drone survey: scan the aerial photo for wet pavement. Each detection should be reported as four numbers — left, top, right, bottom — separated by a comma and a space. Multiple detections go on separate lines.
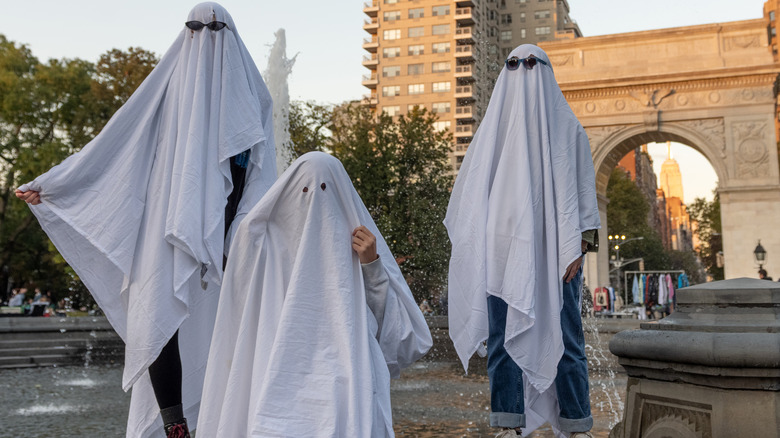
392, 359, 626, 438
0, 319, 629, 437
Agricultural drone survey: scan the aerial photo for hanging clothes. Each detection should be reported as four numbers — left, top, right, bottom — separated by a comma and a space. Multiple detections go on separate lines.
608, 286, 615, 312
631, 275, 640, 304
658, 274, 668, 307
678, 273, 690, 289
666, 274, 676, 314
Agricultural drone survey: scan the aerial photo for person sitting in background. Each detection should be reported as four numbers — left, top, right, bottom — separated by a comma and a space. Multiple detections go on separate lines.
8, 289, 24, 307
759, 268, 773, 281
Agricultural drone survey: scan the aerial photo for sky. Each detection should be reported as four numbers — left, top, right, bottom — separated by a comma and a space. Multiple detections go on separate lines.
0, 0, 768, 201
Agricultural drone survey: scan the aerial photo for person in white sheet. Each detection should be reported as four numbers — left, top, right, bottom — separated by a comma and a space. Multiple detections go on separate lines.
15, 3, 276, 437
197, 152, 432, 438
444, 45, 600, 438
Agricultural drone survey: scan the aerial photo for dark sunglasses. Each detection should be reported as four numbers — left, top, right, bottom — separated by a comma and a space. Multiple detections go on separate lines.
185, 21, 228, 31
505, 55, 548, 71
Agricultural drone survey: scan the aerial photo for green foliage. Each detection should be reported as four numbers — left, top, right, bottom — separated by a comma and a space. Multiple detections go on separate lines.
606, 168, 669, 270
687, 192, 723, 280
0, 34, 157, 304
288, 100, 332, 156
325, 103, 453, 302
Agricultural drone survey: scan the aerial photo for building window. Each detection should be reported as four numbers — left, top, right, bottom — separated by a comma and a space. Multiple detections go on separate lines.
408, 63, 424, 75
384, 0, 398, 3
432, 81, 451, 92
432, 42, 451, 53
408, 83, 425, 95
519, 12, 526, 22
408, 104, 424, 112
502, 47, 513, 58
432, 24, 450, 35
383, 29, 401, 40
535, 26, 551, 35
489, 44, 498, 55
409, 26, 425, 38
383, 47, 401, 58
520, 28, 526, 38
432, 102, 451, 114
500, 30, 512, 41
383, 106, 401, 116
433, 121, 451, 132
383, 11, 400, 21
499, 0, 507, 8
408, 44, 424, 55
382, 66, 401, 77
534, 10, 551, 19
432, 5, 450, 16
772, 11, 776, 21
382, 85, 401, 97
408, 7, 424, 19
432, 61, 451, 73
501, 14, 512, 24
516, 0, 527, 3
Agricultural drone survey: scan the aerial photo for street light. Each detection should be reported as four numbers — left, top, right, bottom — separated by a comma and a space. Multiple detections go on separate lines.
754, 240, 767, 269
608, 234, 645, 304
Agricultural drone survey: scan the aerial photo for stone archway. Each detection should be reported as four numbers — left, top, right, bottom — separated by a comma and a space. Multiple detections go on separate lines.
541, 18, 780, 287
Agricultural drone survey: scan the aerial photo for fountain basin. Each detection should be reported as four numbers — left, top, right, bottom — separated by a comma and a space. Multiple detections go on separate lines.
608, 278, 780, 438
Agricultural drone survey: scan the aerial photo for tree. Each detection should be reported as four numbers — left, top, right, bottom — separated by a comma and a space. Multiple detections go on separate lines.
687, 192, 723, 280
0, 35, 157, 304
606, 168, 669, 270
288, 100, 332, 156
329, 104, 453, 302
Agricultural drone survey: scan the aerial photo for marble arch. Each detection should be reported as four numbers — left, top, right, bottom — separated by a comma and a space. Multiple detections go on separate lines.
540, 18, 780, 287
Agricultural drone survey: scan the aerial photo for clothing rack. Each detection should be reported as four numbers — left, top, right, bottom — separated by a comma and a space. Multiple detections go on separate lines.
622, 270, 686, 306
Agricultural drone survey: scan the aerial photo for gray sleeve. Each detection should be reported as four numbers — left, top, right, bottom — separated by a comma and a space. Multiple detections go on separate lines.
362, 256, 390, 337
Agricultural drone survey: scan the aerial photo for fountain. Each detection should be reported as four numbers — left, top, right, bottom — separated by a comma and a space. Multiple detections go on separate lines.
264, 28, 298, 174
609, 278, 780, 438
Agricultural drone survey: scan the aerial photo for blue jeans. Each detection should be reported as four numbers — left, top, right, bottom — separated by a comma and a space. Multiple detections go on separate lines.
486, 264, 592, 432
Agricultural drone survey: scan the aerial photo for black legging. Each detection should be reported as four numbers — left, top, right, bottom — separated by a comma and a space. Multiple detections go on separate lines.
148, 154, 248, 410
148, 331, 182, 410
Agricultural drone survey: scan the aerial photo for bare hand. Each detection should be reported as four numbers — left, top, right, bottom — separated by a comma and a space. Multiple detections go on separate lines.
15, 189, 41, 205
352, 226, 378, 264
563, 256, 582, 283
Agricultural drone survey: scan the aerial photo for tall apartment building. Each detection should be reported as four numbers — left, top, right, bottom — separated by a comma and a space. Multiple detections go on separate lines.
361, 0, 581, 170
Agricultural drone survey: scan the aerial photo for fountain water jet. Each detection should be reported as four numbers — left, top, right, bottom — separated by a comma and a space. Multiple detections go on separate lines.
264, 28, 297, 174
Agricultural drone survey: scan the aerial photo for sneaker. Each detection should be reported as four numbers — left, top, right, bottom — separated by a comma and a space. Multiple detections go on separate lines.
164, 419, 191, 438
495, 430, 521, 437
570, 432, 593, 438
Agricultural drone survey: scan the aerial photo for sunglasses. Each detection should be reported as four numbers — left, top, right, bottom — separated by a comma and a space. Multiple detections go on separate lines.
505, 55, 548, 71
185, 21, 228, 31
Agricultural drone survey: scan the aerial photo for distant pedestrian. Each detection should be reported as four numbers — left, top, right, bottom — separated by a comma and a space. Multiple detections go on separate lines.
759, 268, 773, 281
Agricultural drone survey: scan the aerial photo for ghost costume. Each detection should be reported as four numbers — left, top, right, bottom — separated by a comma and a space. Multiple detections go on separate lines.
197, 152, 432, 438
18, 3, 276, 436
444, 45, 600, 435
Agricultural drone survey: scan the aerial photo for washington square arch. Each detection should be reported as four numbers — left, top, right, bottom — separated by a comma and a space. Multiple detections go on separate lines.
539, 14, 780, 288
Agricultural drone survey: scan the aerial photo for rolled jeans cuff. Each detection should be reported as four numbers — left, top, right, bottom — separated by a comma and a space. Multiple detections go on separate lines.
558, 415, 593, 433
490, 412, 525, 428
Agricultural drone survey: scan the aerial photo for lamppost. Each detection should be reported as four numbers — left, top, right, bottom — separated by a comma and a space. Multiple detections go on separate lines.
608, 234, 644, 303
754, 240, 767, 271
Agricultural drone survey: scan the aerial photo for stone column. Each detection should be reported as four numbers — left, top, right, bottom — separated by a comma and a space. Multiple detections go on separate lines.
608, 278, 780, 438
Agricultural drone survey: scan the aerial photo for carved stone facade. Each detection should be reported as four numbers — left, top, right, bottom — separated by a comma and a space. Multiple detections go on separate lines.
541, 17, 780, 285
608, 279, 780, 438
